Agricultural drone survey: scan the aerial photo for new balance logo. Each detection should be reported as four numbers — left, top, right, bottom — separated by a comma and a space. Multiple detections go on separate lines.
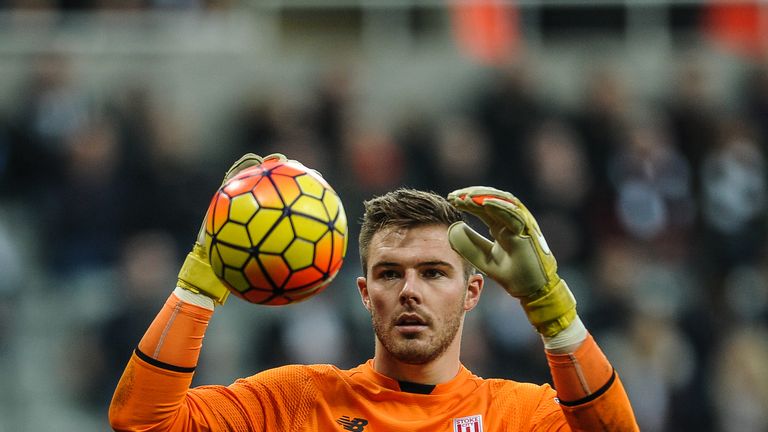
336, 416, 369, 431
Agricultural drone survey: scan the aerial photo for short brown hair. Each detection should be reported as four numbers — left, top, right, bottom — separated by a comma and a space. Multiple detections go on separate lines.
359, 188, 475, 278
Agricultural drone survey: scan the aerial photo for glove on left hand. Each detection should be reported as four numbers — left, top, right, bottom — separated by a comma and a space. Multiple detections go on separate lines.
447, 186, 577, 337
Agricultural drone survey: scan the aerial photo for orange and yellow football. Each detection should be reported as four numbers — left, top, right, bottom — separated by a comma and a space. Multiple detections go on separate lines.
204, 159, 347, 305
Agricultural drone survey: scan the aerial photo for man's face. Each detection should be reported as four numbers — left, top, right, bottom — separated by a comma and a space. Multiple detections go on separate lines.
357, 224, 483, 365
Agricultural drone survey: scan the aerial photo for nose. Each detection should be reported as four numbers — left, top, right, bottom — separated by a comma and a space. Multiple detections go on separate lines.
399, 270, 422, 305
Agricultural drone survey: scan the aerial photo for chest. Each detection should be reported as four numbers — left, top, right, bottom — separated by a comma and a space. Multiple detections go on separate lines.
302, 388, 509, 432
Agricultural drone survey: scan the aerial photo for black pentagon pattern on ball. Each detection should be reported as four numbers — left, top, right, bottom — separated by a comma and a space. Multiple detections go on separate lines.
207, 162, 347, 305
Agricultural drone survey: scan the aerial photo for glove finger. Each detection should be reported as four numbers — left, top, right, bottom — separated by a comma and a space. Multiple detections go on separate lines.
263, 153, 288, 162
448, 186, 513, 203
448, 187, 521, 225
263, 154, 321, 178
448, 221, 495, 274
448, 190, 502, 230
448, 192, 524, 248
487, 198, 552, 256
483, 198, 526, 236
447, 189, 488, 215
203, 153, 264, 244
224, 153, 263, 182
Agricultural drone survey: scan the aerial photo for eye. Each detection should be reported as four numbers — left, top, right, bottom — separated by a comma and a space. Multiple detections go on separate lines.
422, 268, 446, 279
379, 269, 401, 280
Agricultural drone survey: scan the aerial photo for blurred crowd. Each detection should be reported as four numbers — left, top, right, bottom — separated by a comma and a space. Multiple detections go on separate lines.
1, 49, 768, 432
0, 0, 232, 10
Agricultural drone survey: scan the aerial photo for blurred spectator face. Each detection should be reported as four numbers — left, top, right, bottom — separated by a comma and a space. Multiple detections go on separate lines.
529, 120, 589, 208
629, 257, 692, 320
594, 238, 641, 302
435, 116, 489, 185
120, 231, 177, 305
149, 110, 192, 162
610, 117, 693, 240
275, 131, 330, 176
66, 119, 119, 181
345, 125, 403, 192
27, 53, 89, 147
526, 120, 591, 263
585, 67, 628, 118
675, 60, 715, 106
32, 53, 73, 91
701, 123, 766, 235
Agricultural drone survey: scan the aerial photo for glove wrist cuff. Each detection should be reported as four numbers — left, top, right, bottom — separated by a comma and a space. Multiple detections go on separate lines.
177, 245, 230, 305
173, 287, 215, 310
521, 278, 577, 337
542, 315, 587, 352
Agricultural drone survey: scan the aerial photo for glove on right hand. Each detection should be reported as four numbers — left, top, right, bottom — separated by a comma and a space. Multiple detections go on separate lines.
176, 153, 264, 304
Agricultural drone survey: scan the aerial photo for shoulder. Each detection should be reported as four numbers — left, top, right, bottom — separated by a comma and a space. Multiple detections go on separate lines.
481, 378, 567, 428
487, 377, 558, 395
239, 364, 346, 389
484, 377, 559, 405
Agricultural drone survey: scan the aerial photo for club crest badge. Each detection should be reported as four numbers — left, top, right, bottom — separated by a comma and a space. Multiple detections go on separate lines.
453, 414, 483, 432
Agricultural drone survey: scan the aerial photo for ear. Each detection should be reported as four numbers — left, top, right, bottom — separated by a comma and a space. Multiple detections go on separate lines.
464, 274, 484, 312
357, 276, 371, 312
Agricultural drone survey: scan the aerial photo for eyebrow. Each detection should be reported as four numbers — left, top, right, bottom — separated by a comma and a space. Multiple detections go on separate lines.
371, 260, 455, 270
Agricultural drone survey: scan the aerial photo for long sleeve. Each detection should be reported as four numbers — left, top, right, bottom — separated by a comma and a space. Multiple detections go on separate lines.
546, 334, 639, 431
110, 352, 219, 431
109, 291, 227, 431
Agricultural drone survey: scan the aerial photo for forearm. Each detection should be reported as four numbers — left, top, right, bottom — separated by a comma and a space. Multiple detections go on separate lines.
137, 288, 214, 369
110, 353, 197, 431
446, 188, 638, 430
546, 333, 639, 431
109, 289, 214, 431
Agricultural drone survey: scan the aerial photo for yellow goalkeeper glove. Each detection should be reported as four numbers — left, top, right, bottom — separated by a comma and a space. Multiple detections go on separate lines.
176, 153, 264, 304
447, 186, 577, 337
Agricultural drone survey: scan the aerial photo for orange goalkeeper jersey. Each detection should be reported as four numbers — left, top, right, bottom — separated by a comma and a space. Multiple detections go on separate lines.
111, 354, 634, 432
110, 293, 637, 431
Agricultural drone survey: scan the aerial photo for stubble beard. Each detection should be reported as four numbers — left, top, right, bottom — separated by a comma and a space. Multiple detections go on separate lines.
371, 300, 465, 365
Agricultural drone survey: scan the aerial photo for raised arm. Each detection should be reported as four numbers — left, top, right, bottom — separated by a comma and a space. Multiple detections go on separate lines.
447, 186, 638, 431
108, 154, 263, 432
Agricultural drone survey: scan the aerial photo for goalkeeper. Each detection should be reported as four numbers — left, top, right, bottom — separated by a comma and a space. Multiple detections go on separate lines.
109, 154, 638, 431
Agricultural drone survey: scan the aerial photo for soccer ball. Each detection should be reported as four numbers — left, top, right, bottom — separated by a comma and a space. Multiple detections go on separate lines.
204, 159, 348, 305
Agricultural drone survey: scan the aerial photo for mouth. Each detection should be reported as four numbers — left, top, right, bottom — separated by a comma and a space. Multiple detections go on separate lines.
395, 313, 429, 334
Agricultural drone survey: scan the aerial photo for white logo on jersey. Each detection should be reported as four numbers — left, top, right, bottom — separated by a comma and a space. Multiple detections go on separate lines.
453, 414, 483, 432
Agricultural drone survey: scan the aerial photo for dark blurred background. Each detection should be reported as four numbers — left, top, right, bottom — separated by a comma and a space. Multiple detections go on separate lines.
0, 1, 767, 431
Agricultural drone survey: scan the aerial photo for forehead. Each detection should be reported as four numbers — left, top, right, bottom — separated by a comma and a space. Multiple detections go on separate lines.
367, 224, 460, 266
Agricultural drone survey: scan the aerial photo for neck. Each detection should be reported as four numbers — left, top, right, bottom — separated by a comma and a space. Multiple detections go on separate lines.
372, 335, 463, 385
